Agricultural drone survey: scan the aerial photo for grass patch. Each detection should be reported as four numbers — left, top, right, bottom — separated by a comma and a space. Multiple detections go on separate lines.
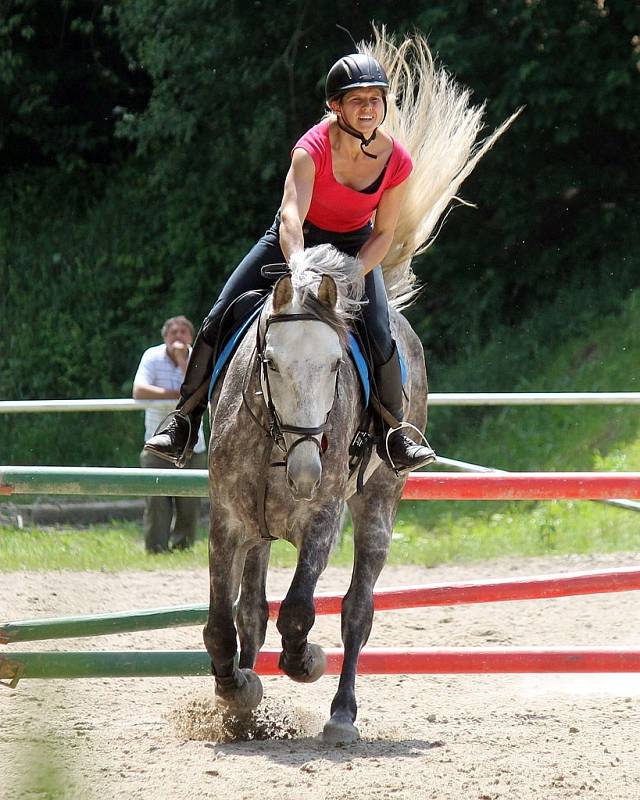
2, 493, 640, 573
0, 521, 355, 572
390, 499, 640, 566
9, 734, 90, 800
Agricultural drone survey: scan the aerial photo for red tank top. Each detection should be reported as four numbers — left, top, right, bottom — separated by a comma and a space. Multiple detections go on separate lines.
292, 121, 413, 232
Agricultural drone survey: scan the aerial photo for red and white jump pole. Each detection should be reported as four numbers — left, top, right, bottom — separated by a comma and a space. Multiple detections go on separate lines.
403, 472, 640, 501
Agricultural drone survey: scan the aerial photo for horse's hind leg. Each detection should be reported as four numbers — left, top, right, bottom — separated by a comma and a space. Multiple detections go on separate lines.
202, 517, 263, 712
323, 475, 403, 744
236, 540, 271, 669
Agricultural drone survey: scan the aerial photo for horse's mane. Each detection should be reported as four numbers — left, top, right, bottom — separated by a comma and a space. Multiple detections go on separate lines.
322, 26, 521, 310
287, 245, 365, 345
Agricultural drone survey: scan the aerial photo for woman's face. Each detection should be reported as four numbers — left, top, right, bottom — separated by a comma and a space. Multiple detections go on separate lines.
334, 88, 385, 135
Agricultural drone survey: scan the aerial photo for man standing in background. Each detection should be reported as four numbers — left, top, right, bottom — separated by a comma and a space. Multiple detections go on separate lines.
133, 316, 207, 553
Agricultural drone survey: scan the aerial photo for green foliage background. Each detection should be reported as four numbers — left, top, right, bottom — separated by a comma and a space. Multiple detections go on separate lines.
0, 0, 638, 467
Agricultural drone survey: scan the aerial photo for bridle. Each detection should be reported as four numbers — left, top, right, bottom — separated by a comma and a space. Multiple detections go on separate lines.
265, 312, 338, 451
242, 311, 339, 462
241, 309, 341, 539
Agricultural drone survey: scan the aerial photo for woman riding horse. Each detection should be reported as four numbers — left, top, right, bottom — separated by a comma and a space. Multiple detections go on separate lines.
144, 53, 436, 473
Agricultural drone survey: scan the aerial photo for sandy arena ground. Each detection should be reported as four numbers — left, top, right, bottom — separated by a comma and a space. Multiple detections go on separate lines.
1, 551, 639, 799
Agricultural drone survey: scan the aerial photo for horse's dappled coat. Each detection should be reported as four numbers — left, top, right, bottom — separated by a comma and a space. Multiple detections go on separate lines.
202, 245, 429, 744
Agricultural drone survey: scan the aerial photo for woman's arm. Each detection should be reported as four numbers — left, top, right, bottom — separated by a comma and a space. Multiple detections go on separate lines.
132, 383, 179, 400
358, 180, 410, 274
279, 148, 316, 263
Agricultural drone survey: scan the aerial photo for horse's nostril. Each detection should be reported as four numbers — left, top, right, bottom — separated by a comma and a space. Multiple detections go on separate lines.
286, 468, 321, 500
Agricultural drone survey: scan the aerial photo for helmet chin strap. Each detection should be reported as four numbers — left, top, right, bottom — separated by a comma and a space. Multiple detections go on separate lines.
336, 115, 379, 159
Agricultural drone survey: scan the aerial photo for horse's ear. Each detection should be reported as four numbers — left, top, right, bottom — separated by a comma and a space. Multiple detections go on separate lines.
273, 274, 293, 312
317, 275, 337, 309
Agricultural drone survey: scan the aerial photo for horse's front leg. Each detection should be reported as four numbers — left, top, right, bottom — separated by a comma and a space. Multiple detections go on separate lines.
276, 507, 341, 683
202, 512, 263, 712
236, 540, 271, 669
323, 476, 403, 744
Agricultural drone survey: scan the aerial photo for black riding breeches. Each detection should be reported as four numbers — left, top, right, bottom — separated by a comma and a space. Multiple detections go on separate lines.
199, 214, 394, 366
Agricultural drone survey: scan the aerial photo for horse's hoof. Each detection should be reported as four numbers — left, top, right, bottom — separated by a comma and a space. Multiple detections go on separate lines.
322, 712, 360, 745
215, 668, 263, 711
282, 643, 327, 684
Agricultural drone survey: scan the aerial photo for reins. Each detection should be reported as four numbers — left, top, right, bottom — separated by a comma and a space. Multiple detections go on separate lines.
260, 313, 333, 453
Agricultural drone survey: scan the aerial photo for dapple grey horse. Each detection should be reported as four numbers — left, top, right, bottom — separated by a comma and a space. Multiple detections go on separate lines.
202, 245, 428, 744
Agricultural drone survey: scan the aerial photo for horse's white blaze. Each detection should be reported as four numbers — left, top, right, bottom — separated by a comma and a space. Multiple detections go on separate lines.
263, 316, 342, 500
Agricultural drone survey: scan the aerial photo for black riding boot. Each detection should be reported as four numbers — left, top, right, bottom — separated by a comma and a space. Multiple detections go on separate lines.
374, 343, 436, 473
144, 333, 215, 467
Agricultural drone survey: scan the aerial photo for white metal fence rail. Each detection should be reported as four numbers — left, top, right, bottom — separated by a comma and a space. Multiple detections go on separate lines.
2, 393, 640, 413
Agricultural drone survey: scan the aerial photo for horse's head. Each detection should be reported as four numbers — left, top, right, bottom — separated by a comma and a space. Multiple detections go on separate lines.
259, 245, 363, 501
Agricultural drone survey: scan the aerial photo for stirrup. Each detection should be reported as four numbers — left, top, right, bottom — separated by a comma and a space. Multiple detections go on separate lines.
175, 446, 193, 469
382, 421, 436, 477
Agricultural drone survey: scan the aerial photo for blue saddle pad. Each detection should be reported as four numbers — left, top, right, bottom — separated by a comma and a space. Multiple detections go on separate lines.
208, 309, 406, 406
209, 306, 262, 400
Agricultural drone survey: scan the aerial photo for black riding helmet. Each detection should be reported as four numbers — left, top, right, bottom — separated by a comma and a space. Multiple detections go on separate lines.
325, 53, 389, 101
325, 53, 389, 159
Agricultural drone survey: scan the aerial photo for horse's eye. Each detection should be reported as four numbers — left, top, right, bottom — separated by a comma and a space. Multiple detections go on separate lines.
266, 358, 279, 373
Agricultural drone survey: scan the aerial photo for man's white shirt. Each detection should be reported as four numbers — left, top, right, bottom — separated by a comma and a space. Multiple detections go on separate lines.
134, 344, 206, 453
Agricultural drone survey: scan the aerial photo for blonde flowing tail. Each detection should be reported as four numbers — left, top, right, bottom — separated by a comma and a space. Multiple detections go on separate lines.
362, 27, 522, 307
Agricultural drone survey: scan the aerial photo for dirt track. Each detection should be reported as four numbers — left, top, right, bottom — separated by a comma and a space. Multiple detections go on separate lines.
2, 551, 640, 799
